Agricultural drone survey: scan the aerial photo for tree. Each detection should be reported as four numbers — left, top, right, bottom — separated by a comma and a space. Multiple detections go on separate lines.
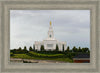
23, 46, 28, 53
33, 44, 35, 51
72, 46, 77, 52
66, 46, 70, 52
82, 47, 89, 53
13, 49, 17, 51
11, 49, 17, 54
29, 46, 33, 51
62, 44, 64, 52
23, 46, 27, 50
78, 47, 82, 52
17, 47, 22, 54
87, 49, 90, 53
85, 48, 89, 53
56, 44, 59, 51
40, 45, 45, 51
17, 47, 22, 51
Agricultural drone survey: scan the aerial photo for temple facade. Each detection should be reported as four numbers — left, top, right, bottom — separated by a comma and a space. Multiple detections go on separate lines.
34, 21, 67, 51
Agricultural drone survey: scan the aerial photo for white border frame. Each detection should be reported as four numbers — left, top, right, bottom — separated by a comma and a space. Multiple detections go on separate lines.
0, 0, 99, 73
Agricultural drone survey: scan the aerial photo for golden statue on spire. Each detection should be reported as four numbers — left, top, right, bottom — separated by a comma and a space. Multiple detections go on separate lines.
50, 21, 52, 26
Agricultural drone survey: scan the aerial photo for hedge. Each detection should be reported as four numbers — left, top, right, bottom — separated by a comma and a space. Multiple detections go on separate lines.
27, 51, 65, 58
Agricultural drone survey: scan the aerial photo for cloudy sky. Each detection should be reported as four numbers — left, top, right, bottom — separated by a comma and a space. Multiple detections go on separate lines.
10, 10, 90, 49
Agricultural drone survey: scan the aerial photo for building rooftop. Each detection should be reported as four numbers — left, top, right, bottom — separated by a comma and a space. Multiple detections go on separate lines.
73, 53, 90, 58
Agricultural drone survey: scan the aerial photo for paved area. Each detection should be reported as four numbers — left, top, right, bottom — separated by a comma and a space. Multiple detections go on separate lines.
10, 58, 68, 63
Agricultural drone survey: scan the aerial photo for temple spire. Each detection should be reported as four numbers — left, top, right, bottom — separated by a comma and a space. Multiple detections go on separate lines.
50, 21, 52, 26
48, 21, 54, 38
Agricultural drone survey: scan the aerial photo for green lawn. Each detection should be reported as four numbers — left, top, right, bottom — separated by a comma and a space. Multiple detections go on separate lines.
11, 52, 73, 63
11, 54, 32, 59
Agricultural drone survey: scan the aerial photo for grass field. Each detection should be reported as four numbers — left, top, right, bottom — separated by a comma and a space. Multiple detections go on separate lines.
11, 52, 73, 63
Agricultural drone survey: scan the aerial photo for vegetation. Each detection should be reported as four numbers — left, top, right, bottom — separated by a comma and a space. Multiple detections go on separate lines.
40, 45, 45, 51
27, 51, 64, 58
62, 44, 64, 52
10, 45, 90, 63
55, 44, 59, 51
29, 46, 33, 51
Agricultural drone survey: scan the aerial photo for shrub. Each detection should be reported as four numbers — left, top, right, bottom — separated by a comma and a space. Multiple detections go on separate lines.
10, 52, 14, 56
27, 51, 65, 58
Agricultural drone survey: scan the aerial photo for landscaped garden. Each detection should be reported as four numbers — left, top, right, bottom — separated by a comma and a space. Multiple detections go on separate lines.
10, 46, 90, 63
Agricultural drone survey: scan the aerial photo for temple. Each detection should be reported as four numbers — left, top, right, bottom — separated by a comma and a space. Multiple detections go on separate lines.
34, 21, 67, 51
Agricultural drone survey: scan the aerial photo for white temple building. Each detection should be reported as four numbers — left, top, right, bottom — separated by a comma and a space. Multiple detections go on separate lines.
34, 21, 67, 51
